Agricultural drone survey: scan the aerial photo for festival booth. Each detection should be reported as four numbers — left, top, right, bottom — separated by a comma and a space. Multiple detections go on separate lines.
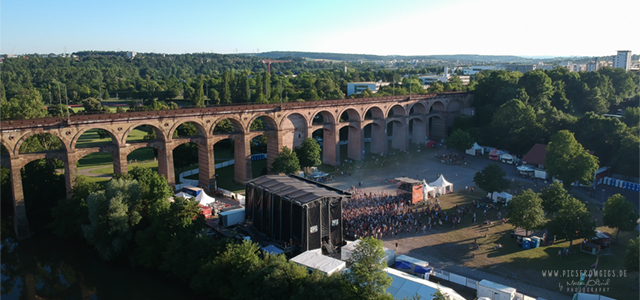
422, 180, 436, 200
395, 177, 424, 204
466, 142, 484, 156
426, 140, 437, 148
488, 192, 513, 204
291, 249, 346, 275
517, 166, 535, 177
429, 175, 453, 195
384, 268, 466, 300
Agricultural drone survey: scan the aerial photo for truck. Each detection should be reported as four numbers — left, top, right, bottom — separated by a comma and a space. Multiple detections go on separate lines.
218, 207, 245, 227
477, 279, 516, 300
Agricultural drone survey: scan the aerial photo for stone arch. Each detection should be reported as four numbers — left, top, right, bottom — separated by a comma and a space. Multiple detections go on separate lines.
447, 99, 462, 112
409, 102, 427, 115
338, 107, 361, 122
247, 114, 278, 132
122, 123, 165, 145
280, 112, 308, 150
363, 105, 385, 120
16, 132, 67, 155
429, 100, 446, 113
386, 104, 406, 118
169, 139, 197, 151
211, 117, 244, 135
310, 110, 336, 126
168, 120, 208, 140
70, 127, 119, 149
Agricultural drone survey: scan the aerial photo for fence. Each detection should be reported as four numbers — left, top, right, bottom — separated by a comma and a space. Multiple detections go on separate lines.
431, 268, 544, 300
431, 268, 479, 290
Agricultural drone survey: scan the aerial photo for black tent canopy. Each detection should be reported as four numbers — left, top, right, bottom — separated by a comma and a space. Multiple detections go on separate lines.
245, 175, 350, 251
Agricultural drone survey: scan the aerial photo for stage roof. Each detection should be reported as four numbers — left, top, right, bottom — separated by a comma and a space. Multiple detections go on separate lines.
246, 175, 351, 205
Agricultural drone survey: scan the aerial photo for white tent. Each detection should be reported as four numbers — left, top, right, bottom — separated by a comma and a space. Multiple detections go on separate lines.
384, 268, 466, 300
174, 191, 193, 199
342, 240, 395, 267
422, 180, 436, 199
488, 192, 513, 203
291, 250, 346, 275
466, 142, 484, 156
429, 175, 453, 195
195, 192, 216, 206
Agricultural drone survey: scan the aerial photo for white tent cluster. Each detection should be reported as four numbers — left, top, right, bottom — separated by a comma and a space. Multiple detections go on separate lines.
173, 186, 216, 206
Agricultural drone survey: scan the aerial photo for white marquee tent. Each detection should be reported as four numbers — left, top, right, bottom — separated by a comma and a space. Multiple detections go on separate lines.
291, 249, 346, 275
429, 175, 453, 195
466, 142, 484, 156
422, 180, 436, 199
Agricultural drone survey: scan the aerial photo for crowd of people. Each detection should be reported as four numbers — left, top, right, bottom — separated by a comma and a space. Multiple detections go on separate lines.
342, 189, 482, 240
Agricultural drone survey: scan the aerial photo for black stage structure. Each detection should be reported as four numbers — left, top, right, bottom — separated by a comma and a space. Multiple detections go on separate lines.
245, 175, 350, 251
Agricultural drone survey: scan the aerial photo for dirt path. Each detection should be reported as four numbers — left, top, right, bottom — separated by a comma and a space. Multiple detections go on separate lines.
77, 166, 113, 179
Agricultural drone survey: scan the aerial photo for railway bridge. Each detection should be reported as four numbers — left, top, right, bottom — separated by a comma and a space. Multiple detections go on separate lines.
1, 92, 473, 239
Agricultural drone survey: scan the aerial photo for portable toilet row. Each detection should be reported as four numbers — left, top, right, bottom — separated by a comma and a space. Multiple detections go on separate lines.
521, 237, 541, 250
602, 177, 640, 192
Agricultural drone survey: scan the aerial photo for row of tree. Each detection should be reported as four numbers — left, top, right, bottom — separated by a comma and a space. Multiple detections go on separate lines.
46, 166, 436, 299
452, 68, 638, 177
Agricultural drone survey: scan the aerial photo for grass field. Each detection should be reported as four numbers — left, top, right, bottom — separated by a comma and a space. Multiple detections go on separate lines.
401, 192, 638, 300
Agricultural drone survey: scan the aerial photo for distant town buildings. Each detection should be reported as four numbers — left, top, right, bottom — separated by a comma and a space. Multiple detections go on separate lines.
462, 66, 496, 75
346, 81, 390, 96
613, 50, 632, 71
127, 51, 137, 59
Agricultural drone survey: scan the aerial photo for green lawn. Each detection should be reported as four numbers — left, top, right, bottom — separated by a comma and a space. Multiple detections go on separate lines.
77, 147, 156, 169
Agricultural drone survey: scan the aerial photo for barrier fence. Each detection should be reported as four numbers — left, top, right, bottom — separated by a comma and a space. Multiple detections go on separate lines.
431, 268, 543, 300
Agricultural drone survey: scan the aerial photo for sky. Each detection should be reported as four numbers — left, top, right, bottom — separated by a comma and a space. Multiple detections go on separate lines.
1, 0, 638, 57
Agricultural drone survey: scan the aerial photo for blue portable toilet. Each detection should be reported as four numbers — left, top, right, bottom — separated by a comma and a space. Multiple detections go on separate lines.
522, 238, 531, 249
610, 179, 616, 186
634, 184, 639, 192
531, 237, 541, 248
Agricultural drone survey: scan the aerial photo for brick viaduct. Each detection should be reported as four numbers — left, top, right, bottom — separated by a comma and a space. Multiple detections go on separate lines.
1, 92, 472, 238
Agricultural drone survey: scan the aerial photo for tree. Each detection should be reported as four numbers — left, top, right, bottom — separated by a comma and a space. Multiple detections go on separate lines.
621, 107, 639, 129
82, 97, 104, 112
1, 87, 47, 119
547, 197, 596, 248
540, 181, 570, 219
221, 71, 232, 104
50, 176, 101, 238
192, 76, 205, 107
519, 70, 553, 108
624, 237, 639, 272
445, 129, 474, 152
295, 138, 322, 169
603, 194, 638, 240
431, 290, 450, 300
270, 146, 300, 174
545, 130, 599, 190
344, 237, 392, 300
507, 189, 546, 235
209, 88, 220, 105
487, 99, 540, 155
473, 163, 510, 198
82, 178, 143, 260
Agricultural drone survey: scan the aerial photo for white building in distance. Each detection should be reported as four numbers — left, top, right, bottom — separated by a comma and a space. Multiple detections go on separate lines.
346, 81, 390, 96
613, 50, 632, 71
127, 51, 137, 59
